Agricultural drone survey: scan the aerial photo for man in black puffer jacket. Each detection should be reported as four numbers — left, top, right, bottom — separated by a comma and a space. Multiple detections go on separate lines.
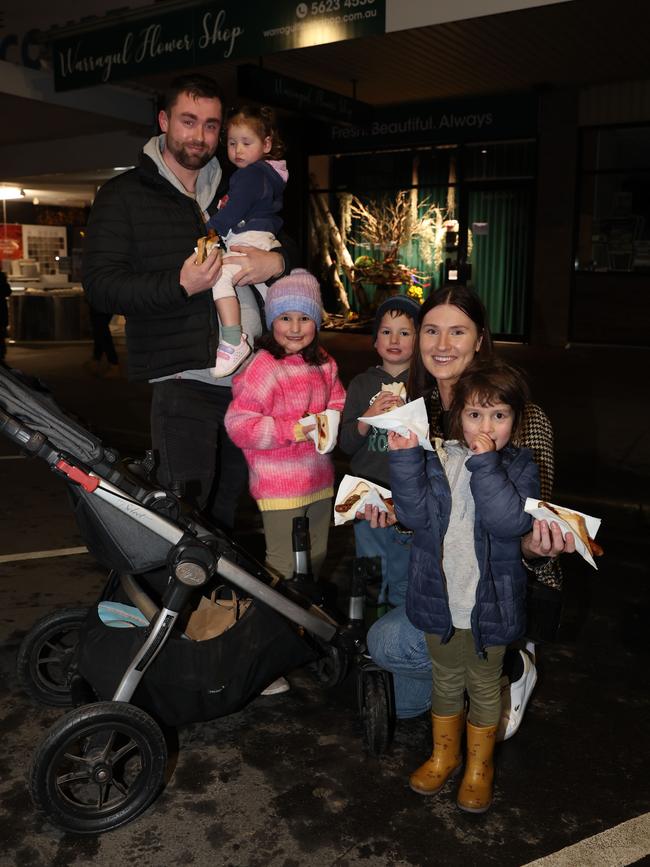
83, 74, 294, 529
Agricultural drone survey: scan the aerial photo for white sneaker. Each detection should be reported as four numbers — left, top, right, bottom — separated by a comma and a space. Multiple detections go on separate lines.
209, 334, 252, 378
497, 650, 538, 742
260, 676, 290, 696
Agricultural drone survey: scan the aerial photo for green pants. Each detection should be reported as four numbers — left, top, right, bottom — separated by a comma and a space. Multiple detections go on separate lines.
261, 497, 332, 580
425, 629, 505, 727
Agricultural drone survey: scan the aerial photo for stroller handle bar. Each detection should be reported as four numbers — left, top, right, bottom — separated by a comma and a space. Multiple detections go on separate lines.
1, 404, 338, 647
0, 407, 57, 462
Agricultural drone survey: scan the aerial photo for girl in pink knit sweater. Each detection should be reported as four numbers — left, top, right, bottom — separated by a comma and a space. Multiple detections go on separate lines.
225, 269, 346, 581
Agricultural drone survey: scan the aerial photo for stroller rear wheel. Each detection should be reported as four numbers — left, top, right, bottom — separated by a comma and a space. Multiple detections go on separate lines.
30, 701, 168, 834
16, 607, 89, 707
357, 665, 396, 756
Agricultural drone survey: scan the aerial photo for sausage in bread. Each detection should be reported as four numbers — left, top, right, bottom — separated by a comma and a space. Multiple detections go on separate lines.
335, 481, 371, 515
538, 501, 603, 557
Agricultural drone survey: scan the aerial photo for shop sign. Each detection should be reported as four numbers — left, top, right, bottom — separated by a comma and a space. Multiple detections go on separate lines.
0, 225, 24, 260
52, 0, 386, 92
237, 65, 371, 124
312, 93, 539, 151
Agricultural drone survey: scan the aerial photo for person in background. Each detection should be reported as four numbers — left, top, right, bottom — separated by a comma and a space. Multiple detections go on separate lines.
388, 359, 540, 812
339, 295, 420, 607
206, 105, 287, 378
83, 74, 295, 532
366, 285, 575, 739
0, 270, 10, 367
83, 307, 121, 378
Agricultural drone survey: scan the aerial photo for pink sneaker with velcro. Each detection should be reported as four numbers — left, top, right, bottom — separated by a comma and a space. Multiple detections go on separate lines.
209, 334, 252, 378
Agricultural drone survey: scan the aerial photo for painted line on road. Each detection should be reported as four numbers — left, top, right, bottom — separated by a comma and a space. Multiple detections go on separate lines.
0, 546, 88, 564
522, 812, 650, 866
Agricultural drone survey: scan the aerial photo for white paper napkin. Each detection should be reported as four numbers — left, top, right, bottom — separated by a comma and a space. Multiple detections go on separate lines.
333, 474, 393, 526
524, 498, 602, 570
299, 408, 340, 454
358, 397, 433, 451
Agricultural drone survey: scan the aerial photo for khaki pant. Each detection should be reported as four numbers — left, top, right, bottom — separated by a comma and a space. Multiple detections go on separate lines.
425, 629, 505, 727
261, 497, 332, 580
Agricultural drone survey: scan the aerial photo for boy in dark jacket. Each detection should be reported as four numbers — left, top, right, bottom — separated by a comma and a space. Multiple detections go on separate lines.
388, 361, 540, 813
339, 296, 420, 607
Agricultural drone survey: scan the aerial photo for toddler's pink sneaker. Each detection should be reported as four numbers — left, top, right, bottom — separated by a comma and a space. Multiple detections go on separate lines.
210, 333, 252, 378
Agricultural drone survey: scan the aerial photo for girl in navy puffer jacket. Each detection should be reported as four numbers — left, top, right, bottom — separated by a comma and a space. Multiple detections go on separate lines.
388, 361, 540, 814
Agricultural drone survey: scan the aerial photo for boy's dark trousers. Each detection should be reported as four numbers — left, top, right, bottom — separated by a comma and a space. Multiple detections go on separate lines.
150, 378, 248, 530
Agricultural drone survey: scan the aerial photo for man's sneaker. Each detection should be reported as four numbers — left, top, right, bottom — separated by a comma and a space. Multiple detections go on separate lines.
497, 650, 538, 742
209, 334, 252, 378
260, 676, 290, 696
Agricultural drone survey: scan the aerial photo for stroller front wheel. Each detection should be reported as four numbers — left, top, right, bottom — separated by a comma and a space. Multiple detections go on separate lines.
16, 607, 89, 707
30, 701, 168, 834
357, 665, 396, 756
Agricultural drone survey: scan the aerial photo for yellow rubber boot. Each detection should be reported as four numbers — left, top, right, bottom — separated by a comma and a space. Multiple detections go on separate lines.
409, 711, 464, 795
457, 721, 498, 813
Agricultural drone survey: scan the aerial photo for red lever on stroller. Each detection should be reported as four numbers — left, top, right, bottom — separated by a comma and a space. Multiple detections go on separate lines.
54, 458, 100, 493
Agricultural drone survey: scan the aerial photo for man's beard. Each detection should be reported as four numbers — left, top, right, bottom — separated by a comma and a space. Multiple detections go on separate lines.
166, 135, 214, 170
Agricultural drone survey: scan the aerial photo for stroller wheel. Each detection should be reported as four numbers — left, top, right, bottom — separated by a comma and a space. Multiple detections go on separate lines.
357, 666, 396, 756
16, 607, 89, 707
308, 644, 348, 689
30, 701, 167, 834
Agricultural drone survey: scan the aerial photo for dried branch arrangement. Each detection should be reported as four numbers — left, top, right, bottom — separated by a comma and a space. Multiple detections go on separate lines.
347, 191, 448, 264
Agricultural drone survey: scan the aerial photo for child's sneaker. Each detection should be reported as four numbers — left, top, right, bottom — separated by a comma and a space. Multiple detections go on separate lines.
209, 334, 252, 378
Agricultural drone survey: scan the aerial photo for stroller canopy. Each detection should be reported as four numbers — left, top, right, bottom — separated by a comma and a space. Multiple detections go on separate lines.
0, 366, 109, 467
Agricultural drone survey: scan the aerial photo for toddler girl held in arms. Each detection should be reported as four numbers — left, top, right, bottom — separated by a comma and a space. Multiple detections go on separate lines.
206, 105, 287, 378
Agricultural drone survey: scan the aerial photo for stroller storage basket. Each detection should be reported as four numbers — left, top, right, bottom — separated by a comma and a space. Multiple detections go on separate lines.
79, 600, 317, 727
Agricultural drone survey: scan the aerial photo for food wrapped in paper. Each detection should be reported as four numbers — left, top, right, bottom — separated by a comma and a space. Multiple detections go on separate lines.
333, 474, 394, 525
299, 408, 340, 454
358, 397, 433, 451
524, 498, 603, 570
381, 381, 407, 400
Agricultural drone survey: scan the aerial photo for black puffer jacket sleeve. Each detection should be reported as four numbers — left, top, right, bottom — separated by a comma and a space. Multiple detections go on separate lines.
83, 174, 197, 317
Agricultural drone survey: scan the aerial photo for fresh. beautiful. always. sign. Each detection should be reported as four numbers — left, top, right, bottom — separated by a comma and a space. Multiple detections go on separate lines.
53, 0, 386, 92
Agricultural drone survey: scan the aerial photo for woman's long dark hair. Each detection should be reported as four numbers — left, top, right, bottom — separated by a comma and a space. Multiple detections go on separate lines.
407, 284, 494, 401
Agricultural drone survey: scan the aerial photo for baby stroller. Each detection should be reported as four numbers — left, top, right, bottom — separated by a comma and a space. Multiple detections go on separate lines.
0, 366, 395, 834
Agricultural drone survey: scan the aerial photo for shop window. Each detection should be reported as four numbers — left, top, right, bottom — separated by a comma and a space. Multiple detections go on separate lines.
467, 188, 530, 336
576, 125, 650, 273
309, 139, 535, 337
465, 140, 535, 181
